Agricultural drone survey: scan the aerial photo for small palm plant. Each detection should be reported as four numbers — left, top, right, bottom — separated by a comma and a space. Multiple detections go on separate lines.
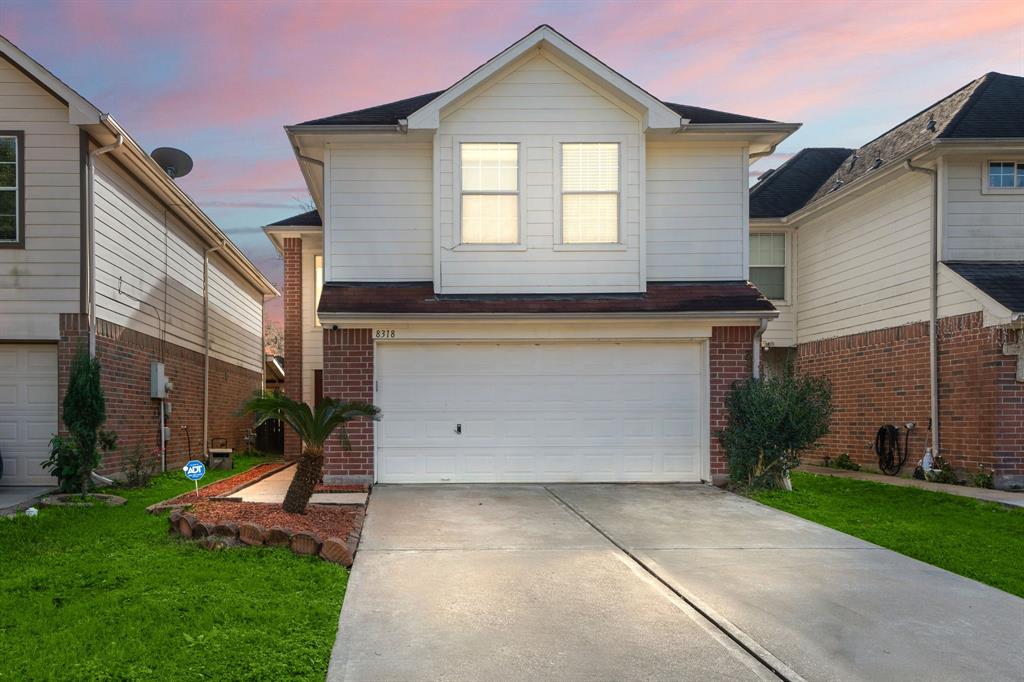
244, 393, 380, 514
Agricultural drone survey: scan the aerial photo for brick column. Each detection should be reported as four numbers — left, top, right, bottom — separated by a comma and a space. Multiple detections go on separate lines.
709, 326, 756, 485
322, 328, 374, 483
282, 237, 303, 459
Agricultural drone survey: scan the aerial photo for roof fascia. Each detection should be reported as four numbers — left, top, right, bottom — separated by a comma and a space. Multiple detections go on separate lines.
318, 310, 779, 324
405, 26, 681, 131
262, 226, 323, 256
0, 36, 102, 125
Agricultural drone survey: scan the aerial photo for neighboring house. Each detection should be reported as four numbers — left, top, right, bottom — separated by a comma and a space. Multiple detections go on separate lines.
749, 72, 1024, 487
0, 37, 277, 485
265, 25, 798, 485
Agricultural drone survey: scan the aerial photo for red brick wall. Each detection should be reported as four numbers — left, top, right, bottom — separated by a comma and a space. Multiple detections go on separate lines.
322, 328, 374, 482
282, 237, 303, 458
796, 312, 1022, 478
710, 326, 757, 481
58, 313, 262, 476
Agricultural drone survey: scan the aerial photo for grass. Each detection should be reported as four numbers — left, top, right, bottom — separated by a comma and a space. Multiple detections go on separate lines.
751, 471, 1024, 598
0, 454, 347, 682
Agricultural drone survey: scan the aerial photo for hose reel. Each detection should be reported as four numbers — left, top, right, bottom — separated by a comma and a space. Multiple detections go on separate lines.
875, 424, 911, 475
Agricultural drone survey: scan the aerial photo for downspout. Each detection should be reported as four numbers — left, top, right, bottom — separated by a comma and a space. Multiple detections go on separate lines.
203, 240, 226, 462
904, 159, 939, 457
752, 318, 769, 379
85, 126, 124, 357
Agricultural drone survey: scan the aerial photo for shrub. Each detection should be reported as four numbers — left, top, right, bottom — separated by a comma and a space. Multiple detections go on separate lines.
832, 453, 861, 471
42, 347, 117, 494
971, 465, 994, 489
925, 455, 960, 485
120, 444, 157, 488
718, 372, 832, 490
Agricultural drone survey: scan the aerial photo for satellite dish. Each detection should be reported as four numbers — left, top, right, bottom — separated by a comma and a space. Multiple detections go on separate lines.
150, 147, 193, 179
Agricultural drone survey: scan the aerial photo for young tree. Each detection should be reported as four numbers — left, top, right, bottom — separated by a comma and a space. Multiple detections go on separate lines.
718, 371, 832, 490
244, 393, 380, 513
263, 320, 284, 358
43, 347, 117, 494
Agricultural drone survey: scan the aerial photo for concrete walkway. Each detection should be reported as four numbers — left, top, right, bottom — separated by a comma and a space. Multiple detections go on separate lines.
0, 486, 52, 516
232, 466, 367, 505
329, 484, 1024, 682
801, 465, 1024, 508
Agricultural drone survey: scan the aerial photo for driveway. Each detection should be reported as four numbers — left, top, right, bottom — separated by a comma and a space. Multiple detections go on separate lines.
328, 484, 1024, 681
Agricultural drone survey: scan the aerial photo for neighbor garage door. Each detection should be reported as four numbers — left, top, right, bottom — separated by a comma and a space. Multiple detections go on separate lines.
0, 344, 58, 486
377, 341, 705, 483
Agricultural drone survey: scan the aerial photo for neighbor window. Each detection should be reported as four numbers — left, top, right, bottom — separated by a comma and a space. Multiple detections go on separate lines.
561, 143, 619, 243
0, 133, 21, 245
988, 162, 1024, 189
314, 254, 323, 326
750, 233, 786, 300
460, 143, 518, 244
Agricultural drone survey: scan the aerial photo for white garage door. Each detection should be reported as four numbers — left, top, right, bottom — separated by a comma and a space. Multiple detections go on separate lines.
0, 344, 58, 486
377, 341, 705, 483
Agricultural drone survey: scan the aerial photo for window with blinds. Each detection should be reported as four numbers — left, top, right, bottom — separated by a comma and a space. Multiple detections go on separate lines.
561, 143, 619, 244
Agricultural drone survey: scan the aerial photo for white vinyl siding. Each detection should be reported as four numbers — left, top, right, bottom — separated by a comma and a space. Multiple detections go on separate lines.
645, 141, 747, 280
302, 240, 324, 407
93, 157, 263, 372
944, 157, 1024, 261
0, 58, 81, 340
795, 173, 935, 343
437, 51, 643, 293
326, 139, 433, 282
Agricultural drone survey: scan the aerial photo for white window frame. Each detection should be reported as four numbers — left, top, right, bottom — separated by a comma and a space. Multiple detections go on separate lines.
748, 230, 789, 303
0, 132, 22, 247
554, 137, 627, 250
982, 160, 1024, 195
453, 138, 526, 250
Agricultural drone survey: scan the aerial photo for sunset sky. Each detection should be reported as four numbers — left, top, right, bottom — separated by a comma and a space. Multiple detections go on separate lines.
2, 0, 1022, 324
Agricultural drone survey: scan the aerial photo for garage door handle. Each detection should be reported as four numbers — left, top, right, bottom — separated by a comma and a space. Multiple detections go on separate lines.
455, 424, 462, 435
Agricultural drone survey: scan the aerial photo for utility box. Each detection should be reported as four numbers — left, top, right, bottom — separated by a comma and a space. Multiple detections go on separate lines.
151, 362, 168, 399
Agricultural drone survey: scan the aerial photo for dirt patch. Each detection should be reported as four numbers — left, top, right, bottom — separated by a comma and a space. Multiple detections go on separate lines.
148, 461, 290, 512
189, 500, 363, 539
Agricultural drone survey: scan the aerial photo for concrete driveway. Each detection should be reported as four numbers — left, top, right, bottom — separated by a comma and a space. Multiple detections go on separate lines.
328, 484, 1024, 681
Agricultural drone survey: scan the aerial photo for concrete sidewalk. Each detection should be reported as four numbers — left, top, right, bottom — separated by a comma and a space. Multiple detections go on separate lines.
231, 465, 367, 505
329, 484, 1024, 682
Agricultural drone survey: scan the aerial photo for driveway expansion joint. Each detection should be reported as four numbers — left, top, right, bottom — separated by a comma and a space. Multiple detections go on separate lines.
543, 485, 806, 682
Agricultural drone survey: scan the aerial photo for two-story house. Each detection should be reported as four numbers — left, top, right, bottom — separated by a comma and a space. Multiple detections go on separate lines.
749, 72, 1024, 488
264, 26, 797, 485
0, 37, 276, 485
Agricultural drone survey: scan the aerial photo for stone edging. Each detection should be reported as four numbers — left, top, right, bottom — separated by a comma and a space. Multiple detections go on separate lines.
167, 510, 362, 568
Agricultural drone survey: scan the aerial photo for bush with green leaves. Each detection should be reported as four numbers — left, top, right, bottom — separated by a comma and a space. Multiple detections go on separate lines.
718, 371, 832, 490
42, 347, 117, 494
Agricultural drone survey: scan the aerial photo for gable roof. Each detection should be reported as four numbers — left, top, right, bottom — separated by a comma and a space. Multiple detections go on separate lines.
749, 148, 853, 218
267, 209, 322, 227
805, 72, 1024, 206
295, 26, 780, 128
944, 262, 1024, 314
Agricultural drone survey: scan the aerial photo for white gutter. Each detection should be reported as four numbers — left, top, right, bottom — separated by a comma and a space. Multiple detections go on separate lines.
203, 240, 226, 461
86, 121, 124, 357
904, 158, 939, 458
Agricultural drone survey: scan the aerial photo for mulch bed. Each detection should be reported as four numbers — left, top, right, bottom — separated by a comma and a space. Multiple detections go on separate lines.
189, 500, 363, 539
148, 461, 290, 512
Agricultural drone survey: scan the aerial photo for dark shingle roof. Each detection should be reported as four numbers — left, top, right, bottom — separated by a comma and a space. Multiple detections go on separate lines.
806, 72, 1024, 206
267, 209, 322, 227
299, 94, 777, 127
319, 281, 775, 316
945, 262, 1024, 313
749, 148, 853, 218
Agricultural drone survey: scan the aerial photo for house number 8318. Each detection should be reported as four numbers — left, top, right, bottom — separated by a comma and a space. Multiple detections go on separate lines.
375, 329, 397, 339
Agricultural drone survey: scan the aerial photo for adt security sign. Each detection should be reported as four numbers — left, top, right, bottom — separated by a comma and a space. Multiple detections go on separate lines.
183, 460, 206, 496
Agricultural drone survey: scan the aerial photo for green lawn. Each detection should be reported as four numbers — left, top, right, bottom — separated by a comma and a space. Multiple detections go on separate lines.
751, 472, 1024, 598
0, 455, 347, 681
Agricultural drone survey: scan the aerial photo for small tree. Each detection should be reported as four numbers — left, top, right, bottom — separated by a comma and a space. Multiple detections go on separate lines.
244, 393, 380, 514
718, 371, 832, 490
43, 347, 117, 494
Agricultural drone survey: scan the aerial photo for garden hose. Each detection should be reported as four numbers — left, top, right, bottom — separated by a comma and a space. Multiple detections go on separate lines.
875, 424, 908, 475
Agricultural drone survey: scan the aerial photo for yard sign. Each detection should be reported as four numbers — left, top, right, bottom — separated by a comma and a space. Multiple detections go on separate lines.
183, 460, 206, 497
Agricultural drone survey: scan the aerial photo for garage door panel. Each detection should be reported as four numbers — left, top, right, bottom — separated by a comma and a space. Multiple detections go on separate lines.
0, 344, 58, 486
378, 341, 706, 483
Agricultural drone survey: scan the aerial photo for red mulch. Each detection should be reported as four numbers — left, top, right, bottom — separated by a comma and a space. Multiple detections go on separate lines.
159, 462, 289, 507
190, 500, 363, 539
314, 484, 369, 493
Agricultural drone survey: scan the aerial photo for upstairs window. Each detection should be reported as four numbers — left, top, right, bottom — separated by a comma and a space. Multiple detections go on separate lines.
460, 143, 518, 244
561, 143, 619, 243
750, 233, 786, 300
987, 161, 1024, 189
0, 133, 22, 246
